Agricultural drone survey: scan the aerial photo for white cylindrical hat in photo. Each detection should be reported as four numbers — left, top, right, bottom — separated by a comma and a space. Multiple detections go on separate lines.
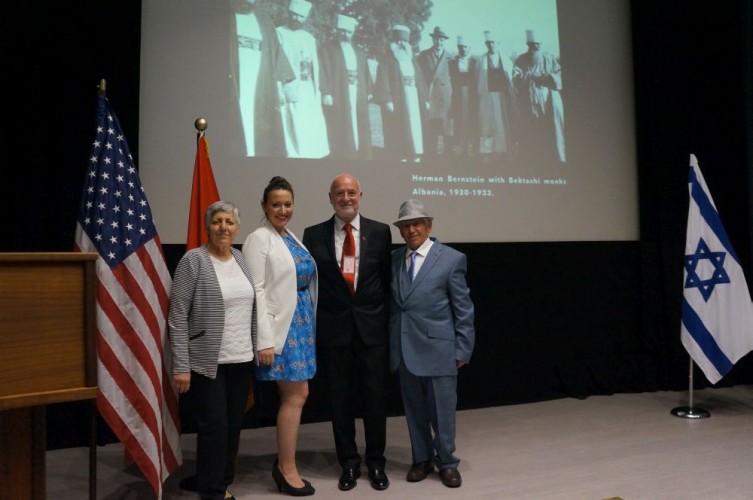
391, 24, 410, 35
483, 30, 494, 42
526, 29, 539, 43
457, 35, 466, 46
337, 14, 358, 31
289, 0, 312, 17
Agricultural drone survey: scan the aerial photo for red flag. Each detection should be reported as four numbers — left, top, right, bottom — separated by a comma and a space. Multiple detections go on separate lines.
74, 94, 182, 498
186, 133, 221, 250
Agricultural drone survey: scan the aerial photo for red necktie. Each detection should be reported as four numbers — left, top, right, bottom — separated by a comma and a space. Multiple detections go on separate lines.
342, 223, 356, 295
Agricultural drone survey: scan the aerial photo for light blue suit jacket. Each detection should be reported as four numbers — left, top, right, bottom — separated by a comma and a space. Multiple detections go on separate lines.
389, 238, 475, 376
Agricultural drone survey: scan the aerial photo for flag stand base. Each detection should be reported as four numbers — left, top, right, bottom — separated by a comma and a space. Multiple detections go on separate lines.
670, 406, 710, 419
672, 358, 710, 419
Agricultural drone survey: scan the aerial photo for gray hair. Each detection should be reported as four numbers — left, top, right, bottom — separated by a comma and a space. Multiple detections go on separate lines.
204, 200, 240, 229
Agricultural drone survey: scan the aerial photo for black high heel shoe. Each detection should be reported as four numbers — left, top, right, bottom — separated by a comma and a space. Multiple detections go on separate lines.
272, 459, 315, 496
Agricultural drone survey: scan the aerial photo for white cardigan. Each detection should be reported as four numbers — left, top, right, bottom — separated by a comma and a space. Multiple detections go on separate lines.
242, 218, 318, 355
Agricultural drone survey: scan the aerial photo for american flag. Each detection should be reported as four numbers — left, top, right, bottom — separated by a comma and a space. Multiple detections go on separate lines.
74, 93, 182, 498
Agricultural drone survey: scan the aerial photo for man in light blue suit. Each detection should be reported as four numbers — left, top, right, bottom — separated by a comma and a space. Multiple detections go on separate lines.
389, 199, 475, 488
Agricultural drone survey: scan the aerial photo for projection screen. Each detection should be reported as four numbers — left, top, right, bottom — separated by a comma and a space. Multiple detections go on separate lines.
139, 0, 638, 243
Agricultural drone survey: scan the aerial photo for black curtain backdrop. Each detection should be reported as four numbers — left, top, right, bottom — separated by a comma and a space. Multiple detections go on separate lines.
5, 1, 753, 449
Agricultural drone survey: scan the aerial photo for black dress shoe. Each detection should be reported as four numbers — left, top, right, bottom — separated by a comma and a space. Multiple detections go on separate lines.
179, 474, 198, 491
439, 467, 462, 488
338, 467, 361, 491
367, 468, 389, 490
406, 461, 434, 482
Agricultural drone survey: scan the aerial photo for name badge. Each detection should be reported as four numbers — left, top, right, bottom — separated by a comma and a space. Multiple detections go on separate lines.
342, 256, 356, 274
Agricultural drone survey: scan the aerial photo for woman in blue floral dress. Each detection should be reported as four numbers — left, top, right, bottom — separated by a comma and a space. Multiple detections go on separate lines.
242, 177, 318, 496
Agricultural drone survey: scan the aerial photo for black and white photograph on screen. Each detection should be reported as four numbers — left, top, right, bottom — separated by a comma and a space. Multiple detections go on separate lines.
230, 0, 564, 166
141, 0, 635, 244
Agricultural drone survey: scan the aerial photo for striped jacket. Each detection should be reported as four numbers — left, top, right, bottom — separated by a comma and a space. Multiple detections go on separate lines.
168, 245, 258, 379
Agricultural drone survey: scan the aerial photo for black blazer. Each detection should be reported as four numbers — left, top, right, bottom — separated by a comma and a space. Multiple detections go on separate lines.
303, 215, 392, 348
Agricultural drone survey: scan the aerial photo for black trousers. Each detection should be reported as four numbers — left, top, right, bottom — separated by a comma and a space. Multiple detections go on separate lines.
319, 335, 388, 470
191, 362, 253, 500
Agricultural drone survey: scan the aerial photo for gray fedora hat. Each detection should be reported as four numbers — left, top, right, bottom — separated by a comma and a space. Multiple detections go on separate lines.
394, 199, 433, 226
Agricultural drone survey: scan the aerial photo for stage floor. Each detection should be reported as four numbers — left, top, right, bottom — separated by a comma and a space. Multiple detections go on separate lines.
46, 385, 753, 499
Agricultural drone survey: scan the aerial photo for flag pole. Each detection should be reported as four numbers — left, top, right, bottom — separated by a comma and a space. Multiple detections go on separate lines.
84, 78, 109, 500
671, 356, 710, 419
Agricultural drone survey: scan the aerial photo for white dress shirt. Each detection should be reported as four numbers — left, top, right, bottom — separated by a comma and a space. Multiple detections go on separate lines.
405, 238, 434, 279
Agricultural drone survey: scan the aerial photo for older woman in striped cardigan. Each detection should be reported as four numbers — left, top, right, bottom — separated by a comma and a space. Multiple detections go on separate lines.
169, 200, 264, 500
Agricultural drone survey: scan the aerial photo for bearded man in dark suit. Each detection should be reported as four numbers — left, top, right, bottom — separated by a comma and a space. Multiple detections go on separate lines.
302, 173, 392, 492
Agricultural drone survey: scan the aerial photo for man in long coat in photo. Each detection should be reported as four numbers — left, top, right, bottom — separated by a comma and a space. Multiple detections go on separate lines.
276, 0, 330, 158
448, 35, 479, 157
374, 24, 429, 163
319, 14, 373, 160
513, 29, 566, 165
417, 26, 453, 157
230, 0, 294, 158
475, 30, 516, 164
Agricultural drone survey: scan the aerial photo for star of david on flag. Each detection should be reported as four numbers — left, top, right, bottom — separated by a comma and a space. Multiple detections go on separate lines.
684, 238, 731, 301
681, 154, 753, 384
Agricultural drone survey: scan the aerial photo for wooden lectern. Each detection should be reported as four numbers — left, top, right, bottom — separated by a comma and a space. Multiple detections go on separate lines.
0, 253, 98, 500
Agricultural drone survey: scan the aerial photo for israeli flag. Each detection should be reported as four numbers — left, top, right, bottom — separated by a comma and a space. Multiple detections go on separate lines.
681, 154, 753, 383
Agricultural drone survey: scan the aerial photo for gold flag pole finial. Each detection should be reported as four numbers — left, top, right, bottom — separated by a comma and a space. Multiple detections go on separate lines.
98, 79, 106, 96
195, 117, 208, 133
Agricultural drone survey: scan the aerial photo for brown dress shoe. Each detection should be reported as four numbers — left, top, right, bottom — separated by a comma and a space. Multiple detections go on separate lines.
406, 461, 434, 482
439, 467, 462, 488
